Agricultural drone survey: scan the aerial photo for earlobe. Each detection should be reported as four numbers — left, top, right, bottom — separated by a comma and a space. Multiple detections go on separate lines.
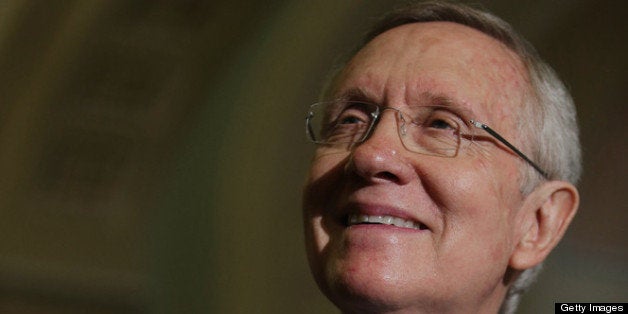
509, 181, 579, 270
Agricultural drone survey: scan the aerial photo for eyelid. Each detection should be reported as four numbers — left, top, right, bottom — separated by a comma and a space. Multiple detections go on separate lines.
404, 106, 466, 125
329, 101, 375, 122
429, 106, 473, 130
337, 107, 371, 120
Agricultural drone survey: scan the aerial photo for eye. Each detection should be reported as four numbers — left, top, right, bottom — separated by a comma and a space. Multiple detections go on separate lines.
335, 107, 371, 125
338, 114, 364, 125
427, 118, 455, 129
420, 109, 460, 130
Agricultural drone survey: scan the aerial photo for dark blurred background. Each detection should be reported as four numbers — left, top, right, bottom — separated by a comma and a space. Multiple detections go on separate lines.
0, 1, 625, 313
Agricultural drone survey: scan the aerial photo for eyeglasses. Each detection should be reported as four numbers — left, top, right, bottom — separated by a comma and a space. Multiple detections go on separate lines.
305, 100, 548, 179
469, 120, 548, 178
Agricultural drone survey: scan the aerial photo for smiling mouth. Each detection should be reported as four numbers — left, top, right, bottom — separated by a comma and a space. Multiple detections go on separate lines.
346, 214, 428, 230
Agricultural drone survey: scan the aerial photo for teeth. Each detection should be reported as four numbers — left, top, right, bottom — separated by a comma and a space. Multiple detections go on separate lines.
347, 214, 425, 230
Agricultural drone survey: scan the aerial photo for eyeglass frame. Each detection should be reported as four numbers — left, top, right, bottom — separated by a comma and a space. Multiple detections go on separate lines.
305, 100, 549, 179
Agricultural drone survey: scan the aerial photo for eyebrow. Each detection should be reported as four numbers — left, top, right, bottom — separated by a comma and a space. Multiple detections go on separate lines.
416, 91, 476, 118
334, 88, 477, 119
334, 87, 375, 102
417, 91, 458, 107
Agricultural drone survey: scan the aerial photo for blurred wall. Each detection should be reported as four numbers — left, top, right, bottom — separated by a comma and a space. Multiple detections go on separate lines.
0, 1, 625, 313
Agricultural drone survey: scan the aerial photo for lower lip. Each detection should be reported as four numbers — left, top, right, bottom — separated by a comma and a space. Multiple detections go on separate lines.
346, 223, 426, 233
340, 224, 428, 250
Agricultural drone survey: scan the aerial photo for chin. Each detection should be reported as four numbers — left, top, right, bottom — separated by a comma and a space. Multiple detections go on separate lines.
315, 254, 433, 314
324, 281, 410, 314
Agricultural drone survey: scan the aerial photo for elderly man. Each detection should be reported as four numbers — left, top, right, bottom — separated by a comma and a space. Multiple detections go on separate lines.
302, 1, 581, 313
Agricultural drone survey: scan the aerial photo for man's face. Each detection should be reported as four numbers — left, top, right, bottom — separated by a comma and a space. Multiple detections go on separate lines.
303, 22, 533, 313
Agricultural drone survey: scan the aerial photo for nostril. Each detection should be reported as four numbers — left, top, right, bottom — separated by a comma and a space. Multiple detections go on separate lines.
374, 171, 399, 182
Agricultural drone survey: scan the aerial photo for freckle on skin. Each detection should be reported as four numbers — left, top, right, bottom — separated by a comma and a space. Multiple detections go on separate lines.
464, 40, 528, 129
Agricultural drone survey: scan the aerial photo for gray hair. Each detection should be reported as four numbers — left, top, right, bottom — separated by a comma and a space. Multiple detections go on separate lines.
321, 1, 582, 313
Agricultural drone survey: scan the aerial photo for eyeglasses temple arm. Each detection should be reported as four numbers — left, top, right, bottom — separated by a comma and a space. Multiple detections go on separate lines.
306, 112, 316, 142
470, 120, 549, 179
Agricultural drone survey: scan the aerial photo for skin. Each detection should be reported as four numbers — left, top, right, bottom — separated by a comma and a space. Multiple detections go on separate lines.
302, 22, 579, 313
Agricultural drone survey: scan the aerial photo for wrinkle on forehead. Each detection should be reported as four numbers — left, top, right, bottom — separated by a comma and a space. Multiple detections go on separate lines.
331, 22, 530, 135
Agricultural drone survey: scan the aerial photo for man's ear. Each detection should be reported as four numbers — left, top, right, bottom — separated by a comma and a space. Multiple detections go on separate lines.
509, 181, 579, 270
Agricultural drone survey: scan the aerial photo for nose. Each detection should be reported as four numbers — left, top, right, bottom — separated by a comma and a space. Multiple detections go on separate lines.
346, 110, 416, 185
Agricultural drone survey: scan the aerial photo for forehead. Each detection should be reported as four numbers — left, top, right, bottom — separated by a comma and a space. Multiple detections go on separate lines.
332, 22, 530, 127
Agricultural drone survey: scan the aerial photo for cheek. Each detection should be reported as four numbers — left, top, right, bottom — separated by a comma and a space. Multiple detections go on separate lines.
303, 216, 329, 270
302, 152, 348, 247
430, 160, 516, 259
458, 143, 523, 210
307, 150, 348, 182
303, 153, 352, 294
303, 152, 347, 213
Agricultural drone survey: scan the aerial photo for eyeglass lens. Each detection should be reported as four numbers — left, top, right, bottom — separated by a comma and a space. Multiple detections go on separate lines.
306, 100, 461, 157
